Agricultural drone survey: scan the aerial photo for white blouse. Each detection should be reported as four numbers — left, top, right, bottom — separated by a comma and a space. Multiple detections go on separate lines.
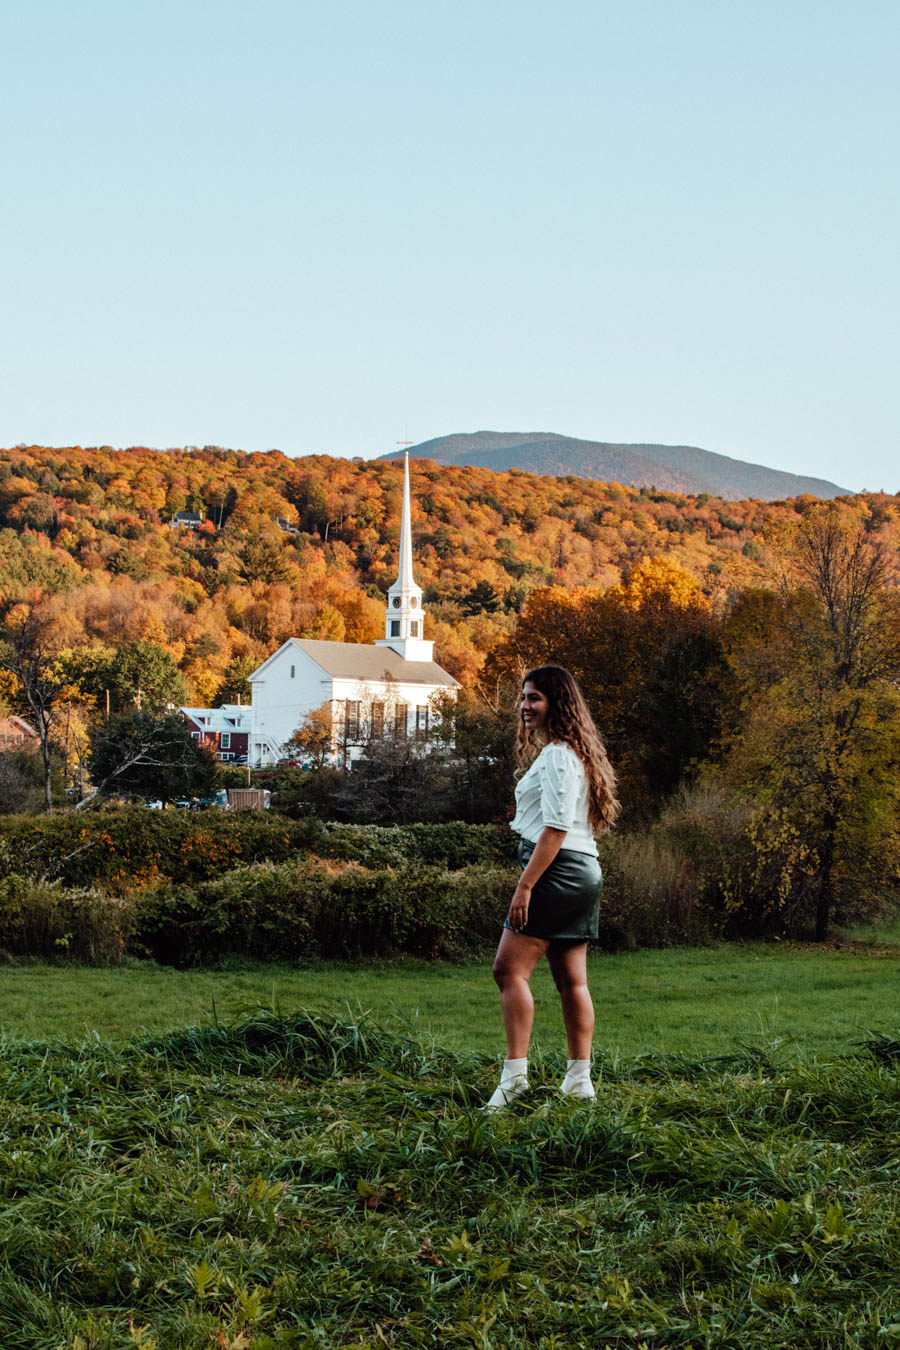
510, 741, 598, 857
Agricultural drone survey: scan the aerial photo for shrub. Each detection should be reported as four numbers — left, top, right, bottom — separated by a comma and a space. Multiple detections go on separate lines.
0, 872, 131, 962
132, 858, 517, 965
655, 779, 831, 937
0, 750, 46, 815
0, 811, 511, 891
0, 809, 325, 889
596, 831, 705, 949
317, 821, 513, 870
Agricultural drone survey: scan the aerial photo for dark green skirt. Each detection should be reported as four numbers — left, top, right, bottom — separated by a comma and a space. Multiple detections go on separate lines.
504, 838, 603, 942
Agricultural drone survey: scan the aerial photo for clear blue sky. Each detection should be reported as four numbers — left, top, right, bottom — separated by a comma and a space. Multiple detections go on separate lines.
2, 1, 897, 491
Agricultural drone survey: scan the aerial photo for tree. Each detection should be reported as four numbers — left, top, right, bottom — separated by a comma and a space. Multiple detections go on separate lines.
65, 641, 188, 714
333, 734, 455, 824
286, 702, 336, 768
239, 537, 292, 584
83, 710, 220, 807
724, 506, 900, 939
0, 593, 72, 811
212, 655, 259, 706
430, 689, 516, 823
462, 580, 502, 615
484, 563, 730, 818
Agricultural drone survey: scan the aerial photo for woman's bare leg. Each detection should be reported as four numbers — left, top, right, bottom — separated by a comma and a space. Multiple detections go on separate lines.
547, 942, 594, 1059
492, 928, 550, 1058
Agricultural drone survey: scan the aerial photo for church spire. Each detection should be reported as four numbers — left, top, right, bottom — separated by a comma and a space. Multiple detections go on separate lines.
397, 452, 416, 592
375, 451, 435, 663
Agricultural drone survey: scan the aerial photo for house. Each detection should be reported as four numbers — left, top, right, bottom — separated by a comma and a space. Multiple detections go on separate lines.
0, 715, 39, 751
179, 705, 251, 763
169, 510, 204, 530
247, 453, 460, 766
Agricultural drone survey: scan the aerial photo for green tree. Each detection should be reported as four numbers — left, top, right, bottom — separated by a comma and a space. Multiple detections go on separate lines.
334, 735, 455, 824
724, 507, 900, 939
83, 710, 220, 807
66, 641, 187, 714
0, 749, 45, 814
238, 537, 292, 584
212, 655, 259, 706
462, 580, 502, 615
431, 689, 516, 823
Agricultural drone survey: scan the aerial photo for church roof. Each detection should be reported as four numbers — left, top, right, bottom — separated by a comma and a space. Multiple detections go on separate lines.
250, 638, 460, 688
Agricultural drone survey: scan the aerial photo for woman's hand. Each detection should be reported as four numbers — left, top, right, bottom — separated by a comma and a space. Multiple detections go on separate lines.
509, 827, 567, 933
508, 880, 532, 932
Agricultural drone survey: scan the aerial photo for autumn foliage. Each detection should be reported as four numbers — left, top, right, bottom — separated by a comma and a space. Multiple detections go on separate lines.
1, 443, 899, 941
2, 441, 895, 702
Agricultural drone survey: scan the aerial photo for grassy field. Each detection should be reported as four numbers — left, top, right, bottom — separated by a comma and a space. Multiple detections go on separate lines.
2, 933, 900, 1059
1, 1006, 899, 1348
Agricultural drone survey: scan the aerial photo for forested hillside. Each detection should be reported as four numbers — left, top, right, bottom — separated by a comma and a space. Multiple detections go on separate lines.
1, 442, 892, 695
2, 442, 899, 941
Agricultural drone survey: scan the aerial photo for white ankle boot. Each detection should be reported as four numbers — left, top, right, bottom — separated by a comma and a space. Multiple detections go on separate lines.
484, 1057, 530, 1111
560, 1058, 595, 1100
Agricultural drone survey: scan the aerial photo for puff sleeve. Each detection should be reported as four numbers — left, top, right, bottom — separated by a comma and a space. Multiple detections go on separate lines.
538, 743, 584, 832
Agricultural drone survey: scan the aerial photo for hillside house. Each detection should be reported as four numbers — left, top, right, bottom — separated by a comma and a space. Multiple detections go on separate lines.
169, 510, 204, 530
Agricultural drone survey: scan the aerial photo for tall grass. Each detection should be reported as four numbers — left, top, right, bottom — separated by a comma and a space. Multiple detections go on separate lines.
1, 1008, 899, 1347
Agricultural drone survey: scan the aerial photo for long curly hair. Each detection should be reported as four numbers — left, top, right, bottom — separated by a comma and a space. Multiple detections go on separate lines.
515, 665, 619, 835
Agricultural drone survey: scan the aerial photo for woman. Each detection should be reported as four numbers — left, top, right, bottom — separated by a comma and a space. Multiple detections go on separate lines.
485, 665, 619, 1110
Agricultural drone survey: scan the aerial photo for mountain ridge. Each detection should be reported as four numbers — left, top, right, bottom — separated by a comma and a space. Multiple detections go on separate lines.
381, 431, 850, 501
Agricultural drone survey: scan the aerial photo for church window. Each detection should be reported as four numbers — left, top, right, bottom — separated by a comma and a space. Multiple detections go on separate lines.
345, 701, 361, 740
371, 701, 384, 736
394, 704, 408, 737
410, 596, 418, 608
410, 621, 419, 637
290, 665, 295, 679
390, 620, 400, 637
392, 596, 401, 608
415, 705, 429, 739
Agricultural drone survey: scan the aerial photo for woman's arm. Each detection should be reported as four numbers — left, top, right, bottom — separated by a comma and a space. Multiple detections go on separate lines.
507, 825, 567, 931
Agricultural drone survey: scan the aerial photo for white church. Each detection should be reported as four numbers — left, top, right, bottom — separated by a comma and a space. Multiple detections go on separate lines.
246, 454, 459, 766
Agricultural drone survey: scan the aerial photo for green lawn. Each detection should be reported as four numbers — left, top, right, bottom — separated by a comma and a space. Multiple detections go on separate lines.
2, 934, 898, 1059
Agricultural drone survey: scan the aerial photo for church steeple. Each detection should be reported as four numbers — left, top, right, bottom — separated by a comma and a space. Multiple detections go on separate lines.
375, 452, 435, 662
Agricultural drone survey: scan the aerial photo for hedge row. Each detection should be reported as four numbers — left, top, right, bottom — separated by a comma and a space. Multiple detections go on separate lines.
5, 788, 891, 964
0, 860, 519, 965
0, 810, 513, 890
134, 859, 518, 964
